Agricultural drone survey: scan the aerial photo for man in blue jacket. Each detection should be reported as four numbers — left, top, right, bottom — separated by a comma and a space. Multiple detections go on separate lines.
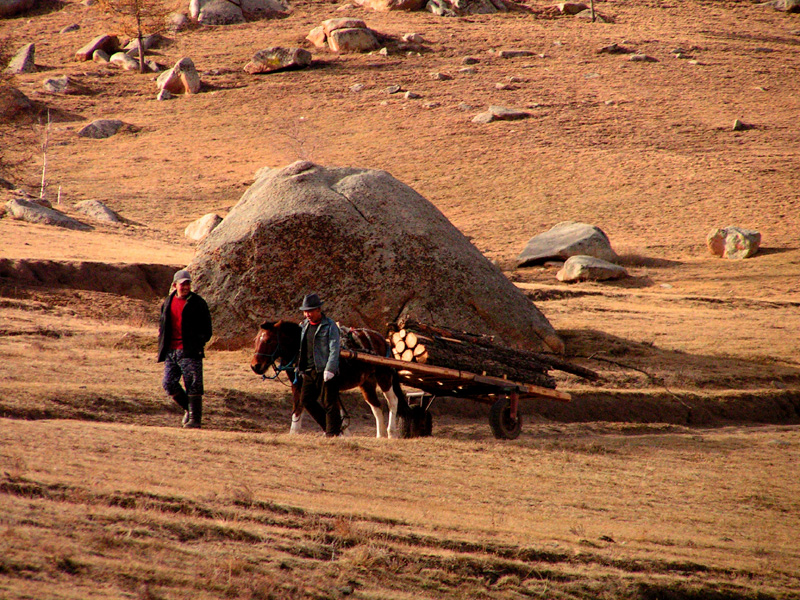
297, 293, 342, 437
157, 270, 213, 429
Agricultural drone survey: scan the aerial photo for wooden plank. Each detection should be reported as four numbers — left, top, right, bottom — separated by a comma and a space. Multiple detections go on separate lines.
341, 349, 571, 403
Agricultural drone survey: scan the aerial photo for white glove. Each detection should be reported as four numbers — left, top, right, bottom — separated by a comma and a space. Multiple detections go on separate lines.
323, 370, 335, 382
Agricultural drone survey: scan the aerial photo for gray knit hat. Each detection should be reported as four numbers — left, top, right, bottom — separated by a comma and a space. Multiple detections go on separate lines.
173, 269, 192, 285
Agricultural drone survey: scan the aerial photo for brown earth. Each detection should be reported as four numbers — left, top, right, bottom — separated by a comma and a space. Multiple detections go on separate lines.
1, 0, 800, 598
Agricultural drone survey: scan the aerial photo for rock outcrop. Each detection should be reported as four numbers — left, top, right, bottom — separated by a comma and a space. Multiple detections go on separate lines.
5, 197, 92, 231
188, 161, 563, 353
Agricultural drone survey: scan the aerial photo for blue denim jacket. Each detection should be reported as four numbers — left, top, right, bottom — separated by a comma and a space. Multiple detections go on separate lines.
299, 315, 340, 374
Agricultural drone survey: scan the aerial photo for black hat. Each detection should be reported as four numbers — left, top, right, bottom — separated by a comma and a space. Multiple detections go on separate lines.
299, 293, 324, 311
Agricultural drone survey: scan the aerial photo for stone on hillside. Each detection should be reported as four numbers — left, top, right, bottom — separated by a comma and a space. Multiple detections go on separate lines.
240, 0, 290, 18
328, 28, 380, 53
771, 0, 800, 12
5, 43, 36, 75
426, 0, 506, 16
0, 84, 32, 119
706, 226, 761, 260
93, 49, 110, 63
157, 57, 201, 94
517, 222, 618, 267
557, 1, 587, 14
185, 213, 223, 241
0, 0, 34, 17
355, 0, 425, 10
75, 35, 119, 61
5, 197, 92, 231
60, 23, 80, 33
244, 47, 312, 74
166, 11, 190, 31
629, 53, 658, 62
403, 32, 424, 43
42, 75, 87, 95
322, 17, 367, 35
498, 49, 534, 58
190, 0, 244, 23
156, 88, 174, 101
556, 255, 628, 282
123, 34, 163, 58
73, 199, 122, 223
188, 160, 564, 353
575, 8, 611, 21
598, 42, 632, 54
306, 26, 326, 48
77, 119, 125, 139
110, 52, 140, 70
472, 105, 530, 123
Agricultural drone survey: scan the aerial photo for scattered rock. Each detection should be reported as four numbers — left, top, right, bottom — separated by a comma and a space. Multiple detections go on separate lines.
430, 72, 453, 81
707, 226, 761, 259
556, 255, 628, 282
240, 0, 291, 18
73, 199, 123, 223
354, 0, 425, 10
402, 32, 424, 44
60, 23, 80, 34
157, 57, 201, 95
766, 0, 800, 12
244, 47, 312, 73
629, 53, 658, 62
575, 8, 611, 21
426, 0, 507, 16
5, 197, 92, 231
188, 160, 563, 353
422, 101, 440, 108
498, 49, 534, 58
77, 119, 126, 139
328, 27, 380, 52
597, 42, 632, 54
0, 83, 32, 119
350, 83, 365, 92
0, 0, 35, 17
123, 34, 163, 58
322, 17, 368, 34
456, 102, 472, 111
557, 2, 587, 14
156, 88, 174, 101
306, 25, 327, 48
385, 84, 402, 94
404, 90, 420, 99
459, 67, 476, 74
462, 56, 480, 64
93, 49, 110, 64
42, 75, 87, 95
75, 34, 119, 61
166, 11, 190, 32
5, 43, 36, 74
495, 82, 516, 90
517, 221, 618, 266
185, 213, 223, 241
190, 0, 244, 24
732, 118, 750, 131
110, 52, 140, 70
472, 105, 530, 123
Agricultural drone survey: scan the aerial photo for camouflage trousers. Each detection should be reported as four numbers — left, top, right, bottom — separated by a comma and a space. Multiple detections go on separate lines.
162, 349, 204, 397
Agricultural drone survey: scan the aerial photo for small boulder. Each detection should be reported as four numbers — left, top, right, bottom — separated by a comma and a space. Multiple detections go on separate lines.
498, 49, 534, 58
0, 83, 32, 119
426, 0, 506, 16
166, 11, 190, 32
60, 23, 80, 34
306, 26, 327, 48
517, 222, 618, 267
93, 49, 110, 63
77, 119, 126, 139
73, 199, 122, 223
472, 105, 530, 123
240, 0, 291, 18
42, 75, 87, 95
322, 17, 368, 35
244, 47, 312, 74
556, 255, 628, 282
110, 52, 140, 70
157, 57, 201, 94
5, 197, 92, 231
706, 226, 761, 260
123, 34, 163, 57
185, 213, 223, 241
5, 43, 36, 75
557, 1, 588, 14
190, 0, 245, 23
75, 34, 119, 61
328, 27, 380, 53
629, 53, 658, 62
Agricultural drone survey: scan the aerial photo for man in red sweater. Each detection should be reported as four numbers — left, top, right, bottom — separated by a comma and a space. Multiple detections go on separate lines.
157, 270, 213, 428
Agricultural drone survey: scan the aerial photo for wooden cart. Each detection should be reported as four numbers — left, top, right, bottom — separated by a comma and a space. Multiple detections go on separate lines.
340, 349, 571, 439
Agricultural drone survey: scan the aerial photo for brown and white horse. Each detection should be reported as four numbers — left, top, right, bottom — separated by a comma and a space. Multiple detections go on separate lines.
251, 320, 409, 438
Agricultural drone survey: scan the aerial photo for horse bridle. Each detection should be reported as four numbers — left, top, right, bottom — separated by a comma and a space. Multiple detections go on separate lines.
254, 330, 297, 381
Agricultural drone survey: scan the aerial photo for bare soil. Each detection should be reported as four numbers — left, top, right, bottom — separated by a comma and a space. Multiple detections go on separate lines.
1, 0, 800, 598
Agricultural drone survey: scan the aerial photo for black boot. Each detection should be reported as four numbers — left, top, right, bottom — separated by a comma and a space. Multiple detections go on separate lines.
171, 391, 190, 427
185, 395, 202, 429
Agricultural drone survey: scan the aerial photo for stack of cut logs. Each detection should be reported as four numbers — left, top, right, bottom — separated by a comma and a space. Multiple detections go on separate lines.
388, 319, 599, 389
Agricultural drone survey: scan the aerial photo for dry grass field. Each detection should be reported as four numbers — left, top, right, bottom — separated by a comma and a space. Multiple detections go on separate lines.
2, 0, 800, 597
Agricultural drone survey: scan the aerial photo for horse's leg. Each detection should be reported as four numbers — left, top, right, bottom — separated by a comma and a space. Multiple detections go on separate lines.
290, 380, 304, 434
360, 385, 387, 438
378, 369, 407, 439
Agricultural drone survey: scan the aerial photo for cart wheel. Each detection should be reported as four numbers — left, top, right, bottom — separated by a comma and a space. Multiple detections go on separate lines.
489, 398, 522, 440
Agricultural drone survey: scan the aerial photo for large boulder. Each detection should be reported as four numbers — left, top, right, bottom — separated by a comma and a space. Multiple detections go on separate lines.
157, 57, 201, 94
5, 197, 92, 231
517, 221, 618, 267
73, 199, 123, 223
189, 161, 563, 353
0, 0, 35, 17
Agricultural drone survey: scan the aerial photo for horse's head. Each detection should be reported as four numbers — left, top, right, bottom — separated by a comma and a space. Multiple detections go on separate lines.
251, 320, 281, 375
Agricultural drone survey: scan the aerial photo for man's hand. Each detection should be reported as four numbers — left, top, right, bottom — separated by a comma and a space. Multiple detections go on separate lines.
323, 370, 335, 382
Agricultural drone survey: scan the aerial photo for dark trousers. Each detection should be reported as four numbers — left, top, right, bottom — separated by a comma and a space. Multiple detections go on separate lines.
162, 349, 204, 397
300, 370, 341, 436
